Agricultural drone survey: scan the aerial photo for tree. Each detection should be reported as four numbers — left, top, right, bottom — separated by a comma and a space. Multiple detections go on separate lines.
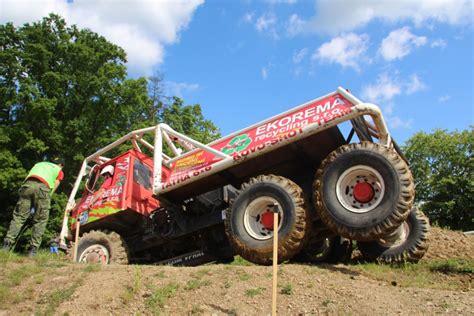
404, 128, 473, 231
0, 15, 221, 248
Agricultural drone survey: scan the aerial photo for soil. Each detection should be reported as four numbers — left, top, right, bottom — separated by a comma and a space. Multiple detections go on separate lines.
1, 228, 472, 315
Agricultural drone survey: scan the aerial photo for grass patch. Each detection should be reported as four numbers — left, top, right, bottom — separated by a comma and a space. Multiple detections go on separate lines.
38, 280, 83, 315
33, 250, 67, 268
281, 283, 293, 295
154, 270, 166, 278
192, 268, 211, 279
122, 266, 143, 303
229, 256, 254, 266
145, 283, 179, 315
238, 272, 251, 281
245, 287, 265, 298
428, 259, 474, 274
322, 299, 333, 307
184, 279, 211, 291
354, 259, 474, 290
7, 265, 43, 286
82, 264, 102, 273
0, 249, 25, 264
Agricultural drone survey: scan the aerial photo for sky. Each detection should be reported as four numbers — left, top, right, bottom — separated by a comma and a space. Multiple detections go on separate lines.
1, 0, 473, 145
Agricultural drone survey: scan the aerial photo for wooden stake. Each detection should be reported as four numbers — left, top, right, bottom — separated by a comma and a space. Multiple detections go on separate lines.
72, 217, 81, 262
272, 204, 279, 316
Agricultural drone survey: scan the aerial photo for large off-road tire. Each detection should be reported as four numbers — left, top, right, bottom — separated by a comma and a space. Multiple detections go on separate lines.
74, 230, 129, 264
294, 236, 353, 264
225, 175, 310, 265
313, 142, 414, 241
357, 208, 430, 263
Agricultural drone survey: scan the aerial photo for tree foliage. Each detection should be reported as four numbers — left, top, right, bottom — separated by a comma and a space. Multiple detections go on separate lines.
0, 15, 219, 247
404, 128, 473, 231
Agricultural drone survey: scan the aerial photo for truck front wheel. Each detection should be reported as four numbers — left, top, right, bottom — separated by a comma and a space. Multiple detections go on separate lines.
75, 230, 129, 264
313, 142, 414, 241
225, 175, 310, 265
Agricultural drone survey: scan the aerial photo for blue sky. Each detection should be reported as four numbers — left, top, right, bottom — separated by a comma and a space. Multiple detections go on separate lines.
1, 0, 473, 145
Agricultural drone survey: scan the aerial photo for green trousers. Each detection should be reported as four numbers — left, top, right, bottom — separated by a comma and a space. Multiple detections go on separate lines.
5, 180, 51, 249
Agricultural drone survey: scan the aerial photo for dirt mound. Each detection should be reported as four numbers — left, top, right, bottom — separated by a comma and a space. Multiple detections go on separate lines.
423, 227, 474, 261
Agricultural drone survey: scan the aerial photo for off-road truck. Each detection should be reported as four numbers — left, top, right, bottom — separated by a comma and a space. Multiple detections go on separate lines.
60, 87, 429, 265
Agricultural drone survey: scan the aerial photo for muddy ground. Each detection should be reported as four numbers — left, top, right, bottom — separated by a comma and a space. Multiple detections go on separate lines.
0, 227, 472, 315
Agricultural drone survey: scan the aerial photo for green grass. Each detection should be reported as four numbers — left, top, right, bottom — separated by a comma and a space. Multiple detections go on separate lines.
0, 249, 25, 264
322, 299, 333, 307
82, 264, 102, 273
37, 280, 83, 315
121, 266, 143, 304
229, 256, 254, 266
192, 268, 211, 279
33, 250, 67, 268
145, 283, 179, 315
184, 279, 211, 291
281, 283, 293, 295
238, 272, 251, 281
428, 259, 473, 274
7, 265, 44, 286
245, 287, 265, 298
153, 270, 166, 278
353, 259, 474, 290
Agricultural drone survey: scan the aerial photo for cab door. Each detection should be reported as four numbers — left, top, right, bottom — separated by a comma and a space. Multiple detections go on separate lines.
130, 156, 160, 215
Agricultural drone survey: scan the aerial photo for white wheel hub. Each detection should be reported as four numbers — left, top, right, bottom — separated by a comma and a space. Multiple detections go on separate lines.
243, 196, 283, 240
336, 165, 385, 214
377, 222, 410, 248
78, 244, 110, 264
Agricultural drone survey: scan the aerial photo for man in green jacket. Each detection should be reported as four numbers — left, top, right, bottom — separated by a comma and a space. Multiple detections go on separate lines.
2, 158, 65, 256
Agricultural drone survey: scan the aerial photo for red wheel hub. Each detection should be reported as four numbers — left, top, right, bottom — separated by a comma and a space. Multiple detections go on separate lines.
260, 211, 274, 230
353, 182, 375, 203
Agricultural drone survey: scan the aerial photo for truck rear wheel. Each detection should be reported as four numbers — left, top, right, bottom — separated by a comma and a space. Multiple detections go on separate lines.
225, 175, 309, 265
313, 142, 414, 241
357, 208, 429, 263
75, 230, 129, 264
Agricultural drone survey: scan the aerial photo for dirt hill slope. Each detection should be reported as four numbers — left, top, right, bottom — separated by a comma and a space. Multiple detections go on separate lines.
0, 228, 472, 315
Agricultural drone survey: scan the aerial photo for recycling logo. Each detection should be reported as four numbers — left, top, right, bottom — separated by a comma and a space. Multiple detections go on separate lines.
221, 134, 252, 155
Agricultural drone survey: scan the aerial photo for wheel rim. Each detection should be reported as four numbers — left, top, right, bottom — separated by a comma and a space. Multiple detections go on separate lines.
377, 221, 410, 248
243, 196, 283, 240
336, 165, 385, 213
78, 244, 110, 264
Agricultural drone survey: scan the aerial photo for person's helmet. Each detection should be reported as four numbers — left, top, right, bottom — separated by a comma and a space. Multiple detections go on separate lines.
100, 165, 114, 176
52, 157, 65, 166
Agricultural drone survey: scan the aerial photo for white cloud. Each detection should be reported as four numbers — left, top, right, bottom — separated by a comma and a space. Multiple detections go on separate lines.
379, 27, 427, 61
362, 72, 427, 104
361, 72, 426, 127
165, 81, 200, 98
362, 73, 402, 105
438, 94, 451, 103
431, 39, 447, 48
261, 67, 268, 80
312, 33, 369, 71
287, 0, 472, 35
406, 74, 427, 94
287, 14, 306, 36
0, 0, 203, 75
388, 116, 414, 129
241, 12, 254, 24
255, 12, 278, 39
292, 48, 308, 64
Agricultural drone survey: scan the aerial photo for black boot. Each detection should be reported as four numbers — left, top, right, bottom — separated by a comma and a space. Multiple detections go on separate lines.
27, 246, 37, 257
2, 239, 12, 251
